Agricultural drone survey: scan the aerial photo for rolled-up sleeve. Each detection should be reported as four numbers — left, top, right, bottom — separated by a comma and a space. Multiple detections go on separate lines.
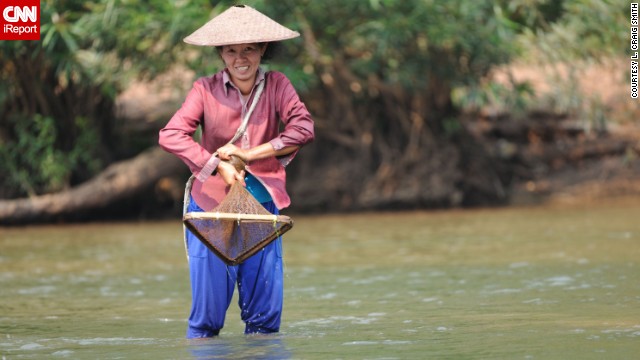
269, 74, 315, 165
158, 80, 219, 182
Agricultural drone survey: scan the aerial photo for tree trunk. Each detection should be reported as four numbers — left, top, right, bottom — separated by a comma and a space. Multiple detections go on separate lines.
0, 147, 185, 224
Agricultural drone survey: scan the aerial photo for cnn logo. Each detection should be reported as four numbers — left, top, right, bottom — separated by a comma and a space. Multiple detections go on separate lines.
1, 0, 40, 41
4, 6, 38, 22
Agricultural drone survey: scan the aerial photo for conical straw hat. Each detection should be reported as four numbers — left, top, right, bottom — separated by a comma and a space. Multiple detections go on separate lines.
184, 4, 300, 47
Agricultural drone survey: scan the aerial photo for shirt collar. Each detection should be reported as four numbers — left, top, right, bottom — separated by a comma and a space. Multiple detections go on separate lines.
223, 67, 266, 96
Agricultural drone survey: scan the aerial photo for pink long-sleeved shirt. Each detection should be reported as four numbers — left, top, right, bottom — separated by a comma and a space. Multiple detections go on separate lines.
159, 68, 314, 211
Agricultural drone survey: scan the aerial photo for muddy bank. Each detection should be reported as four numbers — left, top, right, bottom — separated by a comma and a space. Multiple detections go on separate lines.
4, 62, 639, 224
115, 64, 640, 213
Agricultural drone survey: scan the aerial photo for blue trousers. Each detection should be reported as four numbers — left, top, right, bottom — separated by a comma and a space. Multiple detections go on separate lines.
185, 196, 283, 338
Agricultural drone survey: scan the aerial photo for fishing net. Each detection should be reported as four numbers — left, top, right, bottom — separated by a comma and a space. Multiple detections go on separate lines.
183, 160, 293, 265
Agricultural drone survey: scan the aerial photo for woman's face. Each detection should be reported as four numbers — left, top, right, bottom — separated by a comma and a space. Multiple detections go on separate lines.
220, 43, 267, 89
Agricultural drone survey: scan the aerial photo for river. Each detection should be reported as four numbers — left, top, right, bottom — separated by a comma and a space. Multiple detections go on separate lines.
1, 199, 639, 359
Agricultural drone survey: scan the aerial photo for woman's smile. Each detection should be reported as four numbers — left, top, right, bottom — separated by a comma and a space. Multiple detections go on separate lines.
220, 43, 266, 94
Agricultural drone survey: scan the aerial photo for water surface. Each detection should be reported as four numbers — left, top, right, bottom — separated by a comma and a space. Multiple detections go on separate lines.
1, 200, 639, 359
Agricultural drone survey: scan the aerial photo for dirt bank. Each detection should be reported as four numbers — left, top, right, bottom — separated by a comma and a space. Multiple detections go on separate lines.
115, 59, 640, 210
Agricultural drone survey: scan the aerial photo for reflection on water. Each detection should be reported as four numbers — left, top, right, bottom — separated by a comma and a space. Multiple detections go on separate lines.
1, 199, 639, 359
188, 336, 291, 359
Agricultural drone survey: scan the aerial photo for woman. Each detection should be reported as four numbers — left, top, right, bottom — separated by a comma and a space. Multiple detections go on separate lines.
158, 5, 314, 338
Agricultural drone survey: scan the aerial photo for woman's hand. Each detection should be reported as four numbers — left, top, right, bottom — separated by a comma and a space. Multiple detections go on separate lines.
216, 160, 246, 186
217, 144, 248, 162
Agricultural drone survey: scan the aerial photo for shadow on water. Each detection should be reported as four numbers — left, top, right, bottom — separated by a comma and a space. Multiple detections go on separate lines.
1, 198, 640, 358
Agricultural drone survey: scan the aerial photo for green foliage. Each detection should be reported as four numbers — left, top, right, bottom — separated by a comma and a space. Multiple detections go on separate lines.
252, 0, 526, 166
266, 0, 521, 91
516, 0, 630, 129
0, 0, 630, 200
0, 115, 100, 198
519, 0, 629, 61
0, 0, 211, 196
35, 0, 210, 92
451, 0, 629, 119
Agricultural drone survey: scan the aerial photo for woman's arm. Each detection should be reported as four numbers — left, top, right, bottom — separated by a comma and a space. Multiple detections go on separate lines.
159, 80, 222, 182
217, 143, 299, 163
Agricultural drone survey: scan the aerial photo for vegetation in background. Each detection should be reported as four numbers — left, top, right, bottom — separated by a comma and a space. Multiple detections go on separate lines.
0, 0, 211, 198
513, 0, 630, 130
0, 115, 99, 197
0, 0, 632, 209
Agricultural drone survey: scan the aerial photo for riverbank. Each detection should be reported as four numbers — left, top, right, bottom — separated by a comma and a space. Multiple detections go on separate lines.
505, 122, 640, 206
462, 55, 640, 209
113, 60, 640, 214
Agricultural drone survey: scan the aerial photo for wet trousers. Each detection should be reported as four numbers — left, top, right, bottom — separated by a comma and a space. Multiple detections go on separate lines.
185, 196, 283, 338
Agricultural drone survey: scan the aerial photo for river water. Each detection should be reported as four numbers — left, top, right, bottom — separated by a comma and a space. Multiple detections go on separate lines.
1, 199, 639, 359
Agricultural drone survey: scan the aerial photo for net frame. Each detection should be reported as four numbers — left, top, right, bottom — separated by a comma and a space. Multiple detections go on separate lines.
183, 175, 293, 266
183, 212, 293, 265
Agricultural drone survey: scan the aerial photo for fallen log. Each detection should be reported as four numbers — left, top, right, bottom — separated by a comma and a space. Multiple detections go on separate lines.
0, 146, 184, 225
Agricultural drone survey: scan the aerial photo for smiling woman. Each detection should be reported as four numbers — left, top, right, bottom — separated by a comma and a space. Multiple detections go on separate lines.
158, 4, 314, 339
218, 43, 267, 95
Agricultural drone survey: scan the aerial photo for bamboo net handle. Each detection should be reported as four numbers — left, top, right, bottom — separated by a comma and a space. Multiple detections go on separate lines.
183, 212, 290, 222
